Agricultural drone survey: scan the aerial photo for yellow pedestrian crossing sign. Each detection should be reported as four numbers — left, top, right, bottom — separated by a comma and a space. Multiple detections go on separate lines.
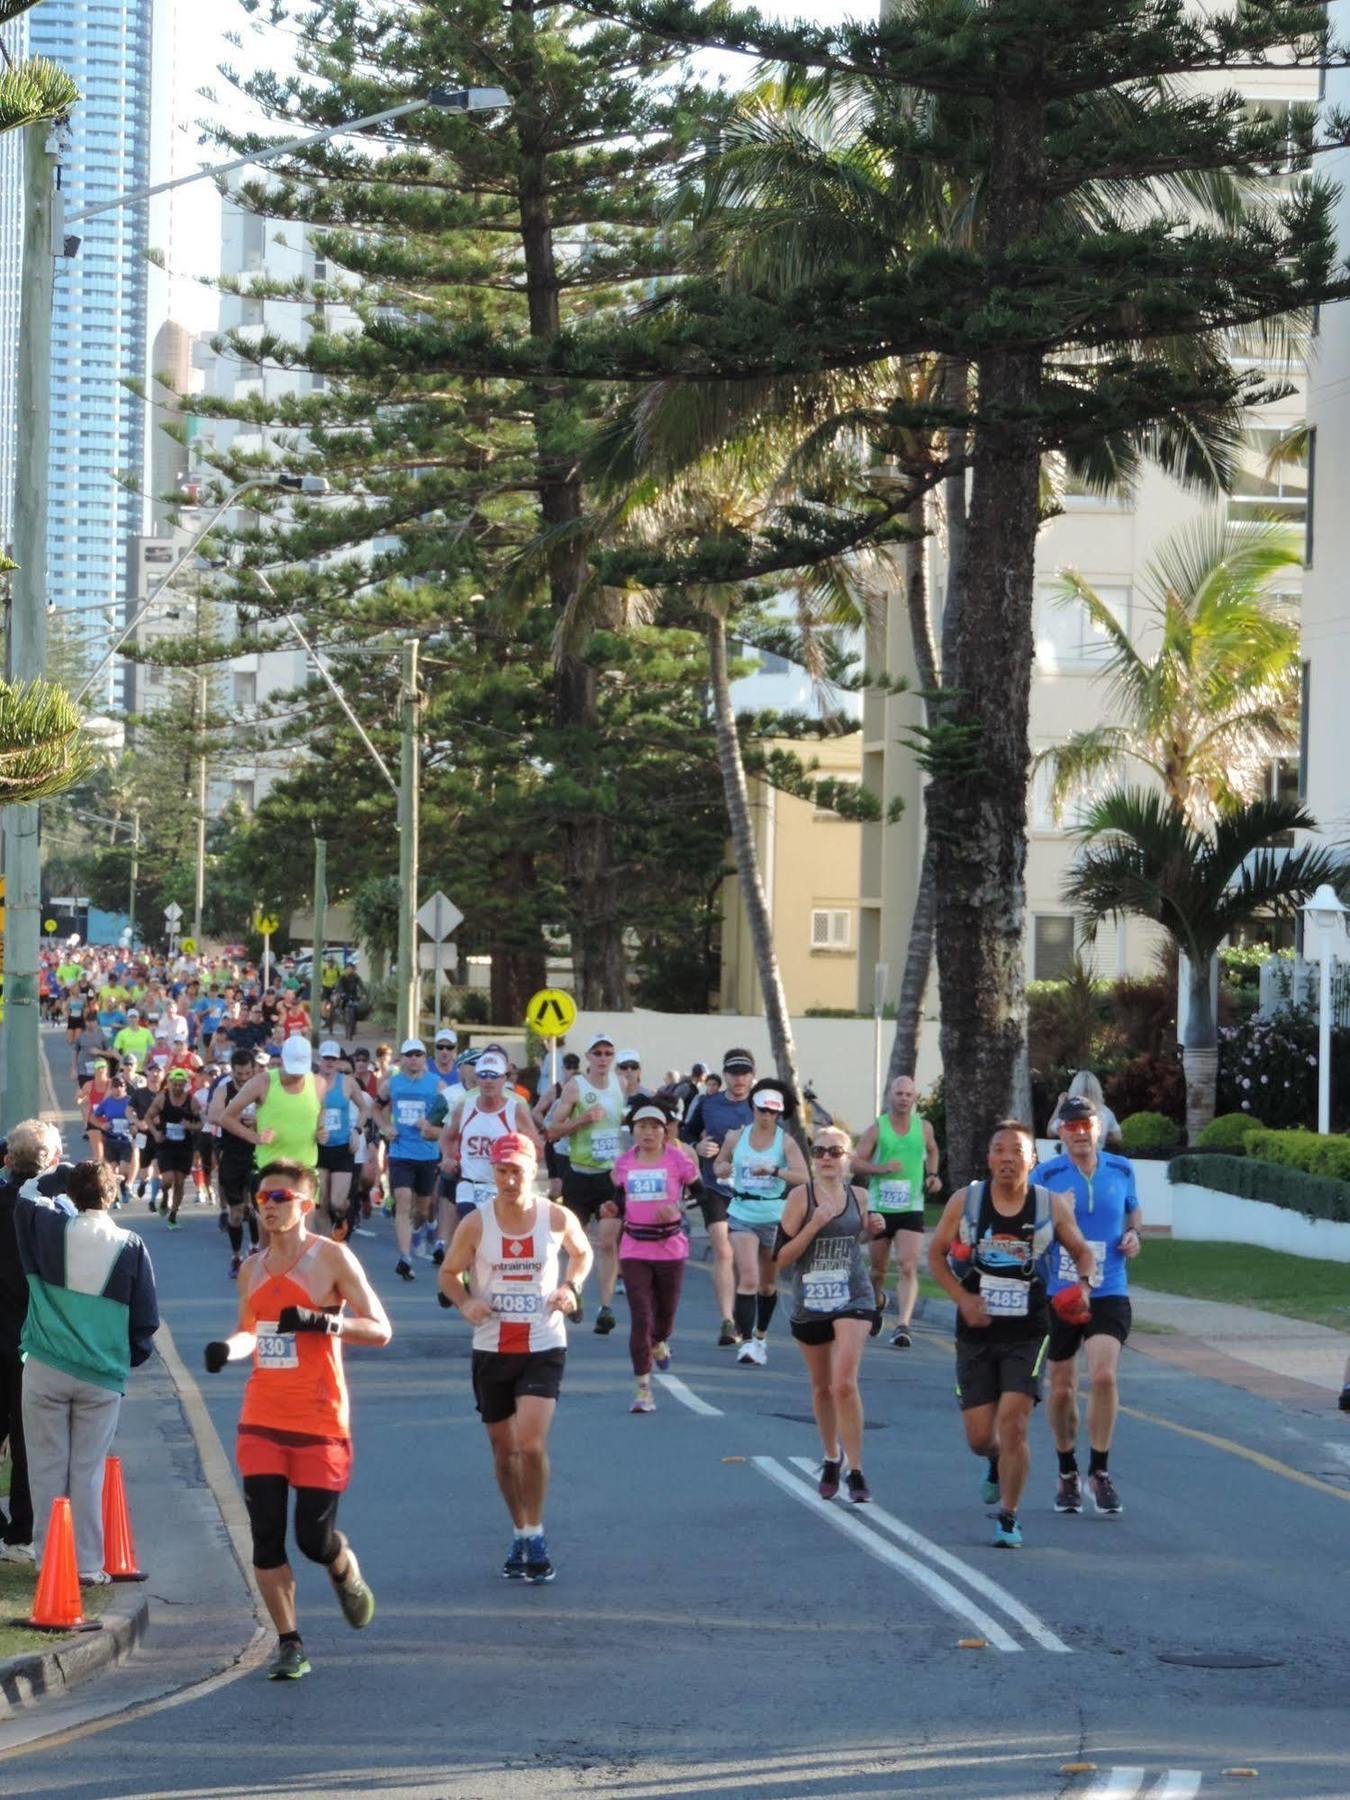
44, 918, 57, 934
525, 988, 577, 1037
180, 937, 197, 955
255, 913, 279, 937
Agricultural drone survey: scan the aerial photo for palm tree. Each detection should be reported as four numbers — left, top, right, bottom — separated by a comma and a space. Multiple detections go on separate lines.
1064, 789, 1343, 1142
0, 4, 78, 138
1041, 520, 1301, 827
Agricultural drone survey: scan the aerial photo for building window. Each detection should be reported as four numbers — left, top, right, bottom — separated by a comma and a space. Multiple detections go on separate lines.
232, 671, 257, 709
1033, 913, 1077, 982
1266, 755, 1300, 846
232, 779, 255, 812
1034, 585, 1129, 672
810, 908, 852, 951
1227, 426, 1308, 526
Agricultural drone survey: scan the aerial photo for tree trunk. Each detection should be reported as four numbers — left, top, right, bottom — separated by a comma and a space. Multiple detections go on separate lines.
888, 503, 938, 1083
1182, 953, 1219, 1144
513, 6, 627, 1009
706, 611, 801, 1092
928, 94, 1046, 1188
490, 848, 550, 1027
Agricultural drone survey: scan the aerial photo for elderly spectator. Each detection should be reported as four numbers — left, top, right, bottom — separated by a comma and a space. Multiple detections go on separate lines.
17, 1154, 159, 1583
0, 1120, 74, 1563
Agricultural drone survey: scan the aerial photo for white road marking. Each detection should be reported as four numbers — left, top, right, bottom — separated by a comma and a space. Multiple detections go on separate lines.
753, 1456, 1022, 1651
1086, 1772, 1147, 1798
787, 1455, 1071, 1653
1150, 1774, 1202, 1798
653, 1372, 723, 1416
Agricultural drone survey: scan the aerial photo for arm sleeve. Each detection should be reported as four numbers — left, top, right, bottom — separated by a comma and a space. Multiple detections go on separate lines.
680, 1098, 703, 1146
127, 1241, 161, 1367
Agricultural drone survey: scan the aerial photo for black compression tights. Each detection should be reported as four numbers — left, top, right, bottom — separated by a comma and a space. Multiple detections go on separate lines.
243, 1475, 342, 1571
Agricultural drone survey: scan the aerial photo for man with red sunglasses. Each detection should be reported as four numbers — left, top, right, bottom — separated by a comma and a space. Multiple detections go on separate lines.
203, 1159, 392, 1681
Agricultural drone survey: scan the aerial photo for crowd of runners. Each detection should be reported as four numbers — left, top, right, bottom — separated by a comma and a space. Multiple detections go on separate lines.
14, 942, 1156, 1679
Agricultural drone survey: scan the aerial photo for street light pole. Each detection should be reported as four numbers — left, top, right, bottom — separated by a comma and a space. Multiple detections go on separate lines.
128, 809, 140, 946
311, 834, 327, 1049
1, 125, 57, 1132
396, 639, 422, 1042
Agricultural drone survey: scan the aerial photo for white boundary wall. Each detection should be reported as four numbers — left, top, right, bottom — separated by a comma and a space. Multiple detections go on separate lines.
564, 1010, 942, 1134
1170, 1182, 1350, 1262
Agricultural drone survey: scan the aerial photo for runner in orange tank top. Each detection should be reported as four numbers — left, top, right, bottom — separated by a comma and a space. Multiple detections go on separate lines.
203, 1158, 392, 1681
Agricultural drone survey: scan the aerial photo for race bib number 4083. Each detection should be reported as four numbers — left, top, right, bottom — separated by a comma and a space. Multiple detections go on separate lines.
490, 1289, 543, 1319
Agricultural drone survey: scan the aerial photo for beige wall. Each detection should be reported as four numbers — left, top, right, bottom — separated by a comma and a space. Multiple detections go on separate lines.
720, 735, 863, 1016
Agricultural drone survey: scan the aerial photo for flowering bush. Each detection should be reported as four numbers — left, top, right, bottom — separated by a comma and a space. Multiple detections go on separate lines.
1216, 1006, 1350, 1131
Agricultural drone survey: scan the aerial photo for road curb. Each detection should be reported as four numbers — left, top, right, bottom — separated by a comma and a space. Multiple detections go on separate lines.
0, 1597, 150, 1722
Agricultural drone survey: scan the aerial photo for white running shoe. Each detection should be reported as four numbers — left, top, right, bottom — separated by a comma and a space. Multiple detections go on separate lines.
736, 1340, 757, 1365
750, 1336, 768, 1365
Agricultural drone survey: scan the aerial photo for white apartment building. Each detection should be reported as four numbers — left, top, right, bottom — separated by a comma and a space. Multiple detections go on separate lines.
858, 66, 1318, 1010
1303, 6, 1350, 849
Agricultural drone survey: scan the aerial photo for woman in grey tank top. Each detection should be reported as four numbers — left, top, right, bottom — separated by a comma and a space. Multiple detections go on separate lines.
776, 1125, 885, 1505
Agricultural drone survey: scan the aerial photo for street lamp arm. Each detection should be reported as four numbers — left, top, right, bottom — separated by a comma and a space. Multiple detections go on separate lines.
64, 88, 511, 225
254, 580, 399, 798
73, 481, 260, 704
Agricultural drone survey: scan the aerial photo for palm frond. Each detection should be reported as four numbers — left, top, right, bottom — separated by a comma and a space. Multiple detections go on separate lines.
0, 678, 97, 803
0, 56, 79, 135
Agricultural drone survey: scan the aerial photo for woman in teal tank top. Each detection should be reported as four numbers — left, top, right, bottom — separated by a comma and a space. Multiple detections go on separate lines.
715, 1079, 809, 1365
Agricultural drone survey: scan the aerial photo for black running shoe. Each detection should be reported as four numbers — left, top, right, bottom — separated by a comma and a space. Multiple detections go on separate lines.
395, 1258, 415, 1282
1088, 1471, 1123, 1515
846, 1469, 871, 1505
593, 1305, 616, 1336
717, 1319, 739, 1347
890, 1326, 912, 1349
818, 1457, 842, 1500
1055, 1472, 1082, 1514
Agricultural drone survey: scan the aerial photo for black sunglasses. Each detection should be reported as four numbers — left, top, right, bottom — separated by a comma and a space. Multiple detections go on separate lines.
811, 1145, 847, 1159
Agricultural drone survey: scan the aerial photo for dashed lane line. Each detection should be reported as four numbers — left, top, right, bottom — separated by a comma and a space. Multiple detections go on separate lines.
752, 1455, 1023, 1651
786, 1456, 1071, 1654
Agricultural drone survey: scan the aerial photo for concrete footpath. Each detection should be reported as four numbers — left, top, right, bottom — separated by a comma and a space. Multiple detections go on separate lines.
1126, 1284, 1348, 1408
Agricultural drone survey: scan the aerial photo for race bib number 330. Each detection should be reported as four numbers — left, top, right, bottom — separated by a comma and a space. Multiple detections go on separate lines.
254, 1320, 299, 1369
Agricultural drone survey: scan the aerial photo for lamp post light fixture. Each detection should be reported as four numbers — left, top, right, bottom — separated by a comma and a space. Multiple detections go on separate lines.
1300, 882, 1348, 1136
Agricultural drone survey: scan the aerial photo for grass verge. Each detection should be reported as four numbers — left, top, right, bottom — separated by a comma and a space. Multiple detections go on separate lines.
0, 1560, 114, 1661
1133, 1238, 1350, 1331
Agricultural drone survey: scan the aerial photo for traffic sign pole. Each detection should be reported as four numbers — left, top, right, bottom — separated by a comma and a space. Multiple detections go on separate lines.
416, 891, 463, 1038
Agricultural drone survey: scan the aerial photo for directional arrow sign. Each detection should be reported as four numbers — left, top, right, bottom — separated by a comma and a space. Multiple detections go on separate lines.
164, 902, 184, 924
416, 891, 463, 942
525, 987, 577, 1037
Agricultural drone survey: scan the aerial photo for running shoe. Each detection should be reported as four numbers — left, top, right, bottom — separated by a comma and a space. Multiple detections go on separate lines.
992, 1513, 1022, 1549
229, 1254, 242, 1279
432, 1240, 446, 1266
869, 1313, 883, 1337
652, 1341, 672, 1371
1055, 1471, 1083, 1514
717, 1319, 740, 1347
749, 1336, 768, 1365
630, 1384, 656, 1414
331, 1544, 376, 1629
0, 1542, 34, 1565
1088, 1471, 1123, 1515
167, 1217, 179, 1231
736, 1339, 757, 1365
78, 1569, 112, 1587
267, 1639, 311, 1681
522, 1533, 555, 1584
818, 1457, 842, 1500
846, 1469, 871, 1505
395, 1257, 415, 1281
593, 1305, 616, 1336
146, 1197, 157, 1213
502, 1536, 527, 1580
890, 1326, 912, 1349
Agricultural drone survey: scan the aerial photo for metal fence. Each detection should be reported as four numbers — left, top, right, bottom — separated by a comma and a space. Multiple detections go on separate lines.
1257, 954, 1350, 1025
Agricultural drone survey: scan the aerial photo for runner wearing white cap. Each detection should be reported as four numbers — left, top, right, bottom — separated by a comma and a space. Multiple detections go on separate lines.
543, 1033, 626, 1334
222, 1036, 324, 1185
439, 1046, 542, 1250
715, 1080, 809, 1365
375, 1039, 443, 1280
315, 1042, 370, 1239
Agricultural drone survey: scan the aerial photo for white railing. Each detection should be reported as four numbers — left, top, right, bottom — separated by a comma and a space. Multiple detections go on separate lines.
1258, 954, 1350, 1025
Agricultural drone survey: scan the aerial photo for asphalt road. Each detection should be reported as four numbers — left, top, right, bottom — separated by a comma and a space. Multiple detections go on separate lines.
5, 1040, 1350, 1798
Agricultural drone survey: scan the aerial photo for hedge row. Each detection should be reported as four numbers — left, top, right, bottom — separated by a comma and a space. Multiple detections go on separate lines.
1243, 1128, 1350, 1183
1167, 1153, 1350, 1225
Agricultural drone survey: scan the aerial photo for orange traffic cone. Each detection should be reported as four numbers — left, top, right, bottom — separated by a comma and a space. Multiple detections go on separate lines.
102, 1455, 147, 1581
28, 1497, 86, 1632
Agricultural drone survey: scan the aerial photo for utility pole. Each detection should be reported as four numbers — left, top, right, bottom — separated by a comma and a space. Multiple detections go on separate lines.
311, 834, 327, 1049
396, 639, 421, 1043
128, 810, 140, 945
192, 677, 207, 943
1, 126, 57, 1132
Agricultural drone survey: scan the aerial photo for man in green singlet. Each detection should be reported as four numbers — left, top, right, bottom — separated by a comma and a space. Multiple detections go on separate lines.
221, 1037, 322, 1182
543, 1032, 626, 1335
852, 1075, 941, 1348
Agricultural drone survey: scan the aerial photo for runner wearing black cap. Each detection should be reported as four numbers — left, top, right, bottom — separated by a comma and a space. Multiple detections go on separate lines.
681, 1049, 756, 1345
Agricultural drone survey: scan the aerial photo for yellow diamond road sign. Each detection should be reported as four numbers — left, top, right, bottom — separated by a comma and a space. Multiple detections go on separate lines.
525, 988, 577, 1037
256, 913, 279, 937
180, 937, 197, 955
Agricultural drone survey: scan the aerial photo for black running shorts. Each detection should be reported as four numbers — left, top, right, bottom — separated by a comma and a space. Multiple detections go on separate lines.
471, 1348, 566, 1424
1047, 1294, 1132, 1363
954, 1333, 1050, 1410
561, 1166, 616, 1224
